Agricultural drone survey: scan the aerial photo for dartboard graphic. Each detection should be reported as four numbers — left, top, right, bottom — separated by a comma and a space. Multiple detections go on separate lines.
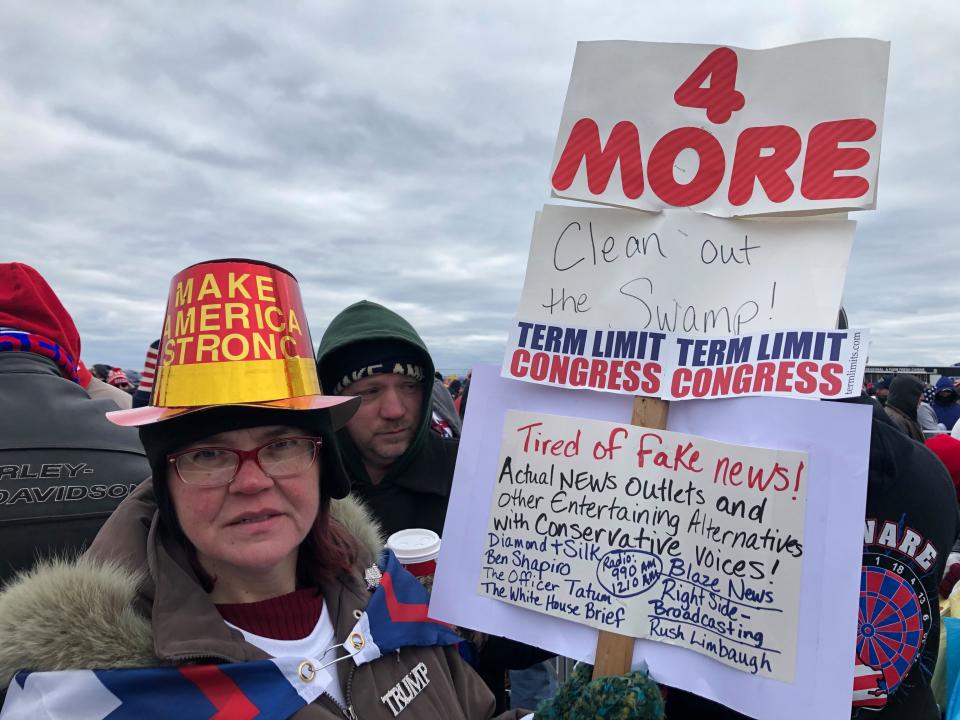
857, 554, 930, 694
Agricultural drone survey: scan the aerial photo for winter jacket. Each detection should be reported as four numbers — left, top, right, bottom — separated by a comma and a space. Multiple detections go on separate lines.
933, 376, 960, 431
0, 353, 150, 587
0, 263, 150, 585
850, 395, 959, 719
0, 480, 527, 720
350, 429, 458, 539
917, 403, 941, 433
884, 406, 925, 443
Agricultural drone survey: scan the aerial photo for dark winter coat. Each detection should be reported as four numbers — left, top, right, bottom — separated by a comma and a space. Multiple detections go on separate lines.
851, 395, 959, 719
0, 352, 149, 585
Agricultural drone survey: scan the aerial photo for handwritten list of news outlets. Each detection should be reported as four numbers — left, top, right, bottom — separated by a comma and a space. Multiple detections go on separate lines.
479, 410, 808, 681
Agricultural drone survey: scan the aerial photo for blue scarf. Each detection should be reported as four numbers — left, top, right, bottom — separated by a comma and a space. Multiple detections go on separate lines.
0, 328, 79, 383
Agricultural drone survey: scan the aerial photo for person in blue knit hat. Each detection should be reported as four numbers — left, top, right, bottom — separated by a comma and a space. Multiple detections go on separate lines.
933, 376, 960, 431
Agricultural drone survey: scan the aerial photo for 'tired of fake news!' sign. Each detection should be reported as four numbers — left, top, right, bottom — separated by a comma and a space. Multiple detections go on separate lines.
502, 324, 867, 400
517, 204, 854, 334
480, 410, 808, 681
550, 39, 889, 216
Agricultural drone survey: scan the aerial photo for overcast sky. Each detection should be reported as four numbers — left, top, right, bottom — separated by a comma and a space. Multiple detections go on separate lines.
2, 1, 957, 373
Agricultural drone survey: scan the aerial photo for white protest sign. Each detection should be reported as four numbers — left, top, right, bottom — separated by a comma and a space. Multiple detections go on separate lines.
516, 204, 853, 334
480, 409, 807, 681
550, 39, 889, 216
430, 365, 872, 720
503, 324, 868, 400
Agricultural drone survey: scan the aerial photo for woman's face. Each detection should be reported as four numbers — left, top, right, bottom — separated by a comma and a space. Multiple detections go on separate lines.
167, 424, 320, 582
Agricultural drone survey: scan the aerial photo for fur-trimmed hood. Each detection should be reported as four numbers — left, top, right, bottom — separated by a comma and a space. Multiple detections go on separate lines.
0, 483, 384, 689
0, 556, 155, 686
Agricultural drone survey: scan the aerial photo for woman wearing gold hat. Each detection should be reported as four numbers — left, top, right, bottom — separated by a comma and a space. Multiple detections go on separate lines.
0, 260, 662, 720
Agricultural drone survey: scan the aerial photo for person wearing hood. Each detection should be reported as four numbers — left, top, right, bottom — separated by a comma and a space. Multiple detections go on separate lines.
846, 394, 959, 719
883, 374, 926, 442
316, 301, 456, 538
0, 262, 149, 586
874, 375, 892, 406
317, 301, 559, 713
934, 376, 960, 431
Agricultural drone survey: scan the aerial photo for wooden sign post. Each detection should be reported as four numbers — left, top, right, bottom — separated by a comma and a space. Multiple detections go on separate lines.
593, 397, 669, 679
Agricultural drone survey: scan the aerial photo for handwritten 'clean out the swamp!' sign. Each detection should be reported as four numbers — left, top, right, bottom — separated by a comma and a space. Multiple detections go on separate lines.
511, 202, 853, 334
550, 39, 889, 216
480, 410, 808, 681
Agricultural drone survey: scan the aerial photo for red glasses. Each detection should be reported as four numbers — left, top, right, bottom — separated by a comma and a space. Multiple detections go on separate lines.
167, 436, 323, 487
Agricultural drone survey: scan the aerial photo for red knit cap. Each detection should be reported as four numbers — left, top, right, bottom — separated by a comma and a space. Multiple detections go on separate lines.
0, 263, 81, 363
927, 434, 960, 502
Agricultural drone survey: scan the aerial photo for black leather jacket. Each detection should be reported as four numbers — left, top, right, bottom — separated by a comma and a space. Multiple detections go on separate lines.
0, 353, 150, 585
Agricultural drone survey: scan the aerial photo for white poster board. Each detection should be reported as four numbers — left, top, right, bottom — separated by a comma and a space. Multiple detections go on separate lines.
515, 204, 854, 333
550, 39, 890, 216
481, 410, 808, 681
430, 365, 871, 720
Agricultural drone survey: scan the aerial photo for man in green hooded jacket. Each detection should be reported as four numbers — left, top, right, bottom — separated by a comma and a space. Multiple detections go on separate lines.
316, 300, 457, 538
317, 300, 559, 712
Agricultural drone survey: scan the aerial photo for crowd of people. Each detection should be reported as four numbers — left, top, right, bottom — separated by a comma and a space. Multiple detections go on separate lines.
866, 373, 960, 505
1, 258, 959, 719
867, 373, 960, 435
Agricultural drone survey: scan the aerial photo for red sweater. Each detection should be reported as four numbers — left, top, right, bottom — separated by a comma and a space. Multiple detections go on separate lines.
216, 588, 323, 640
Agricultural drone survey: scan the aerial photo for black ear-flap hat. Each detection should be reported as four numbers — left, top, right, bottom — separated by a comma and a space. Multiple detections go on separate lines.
140, 405, 353, 500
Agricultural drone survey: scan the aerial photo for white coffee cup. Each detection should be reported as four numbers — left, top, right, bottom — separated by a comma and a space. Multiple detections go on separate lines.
386, 528, 441, 578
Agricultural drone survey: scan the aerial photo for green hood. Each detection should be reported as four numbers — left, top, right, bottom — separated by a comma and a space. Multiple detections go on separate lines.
316, 300, 435, 486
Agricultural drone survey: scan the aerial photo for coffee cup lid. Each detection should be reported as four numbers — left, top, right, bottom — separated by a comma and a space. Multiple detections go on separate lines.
386, 528, 441, 564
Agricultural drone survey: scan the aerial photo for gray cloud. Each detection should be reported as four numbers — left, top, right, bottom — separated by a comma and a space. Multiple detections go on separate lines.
2, 1, 958, 373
